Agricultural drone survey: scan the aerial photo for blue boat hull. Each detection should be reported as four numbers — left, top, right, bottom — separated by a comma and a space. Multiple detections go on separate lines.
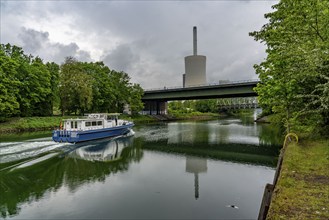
52, 123, 134, 143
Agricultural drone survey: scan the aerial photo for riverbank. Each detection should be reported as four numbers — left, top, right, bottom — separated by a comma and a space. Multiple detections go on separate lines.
0, 113, 220, 134
255, 115, 270, 123
0, 116, 68, 133
266, 139, 329, 219
169, 112, 219, 120
0, 115, 157, 133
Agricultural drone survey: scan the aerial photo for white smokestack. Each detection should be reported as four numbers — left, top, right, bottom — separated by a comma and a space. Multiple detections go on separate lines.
193, 26, 197, 55
184, 26, 206, 87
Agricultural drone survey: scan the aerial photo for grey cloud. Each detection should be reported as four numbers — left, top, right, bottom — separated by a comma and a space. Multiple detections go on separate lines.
18, 28, 49, 53
2, 1, 277, 89
17, 27, 92, 64
76, 50, 94, 63
102, 44, 140, 72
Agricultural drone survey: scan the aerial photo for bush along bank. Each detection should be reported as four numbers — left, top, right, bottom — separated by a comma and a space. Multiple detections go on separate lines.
0, 113, 223, 134
0, 116, 75, 133
0, 115, 161, 133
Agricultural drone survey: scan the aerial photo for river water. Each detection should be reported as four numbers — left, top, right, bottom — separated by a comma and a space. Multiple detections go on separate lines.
0, 114, 282, 219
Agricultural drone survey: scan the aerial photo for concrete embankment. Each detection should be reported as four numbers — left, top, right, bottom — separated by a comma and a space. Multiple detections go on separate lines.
258, 136, 329, 219
255, 115, 270, 123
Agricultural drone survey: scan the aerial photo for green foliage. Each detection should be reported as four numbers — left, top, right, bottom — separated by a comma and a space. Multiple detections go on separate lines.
59, 58, 144, 115
82, 61, 115, 113
0, 45, 20, 118
0, 44, 54, 117
107, 70, 132, 112
0, 43, 144, 119
46, 62, 60, 114
128, 84, 144, 114
195, 99, 218, 113
59, 57, 93, 115
250, 0, 329, 135
0, 116, 79, 133
168, 99, 218, 114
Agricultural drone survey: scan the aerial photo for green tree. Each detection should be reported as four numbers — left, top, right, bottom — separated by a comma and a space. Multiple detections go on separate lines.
128, 83, 144, 114
108, 71, 131, 112
1, 44, 144, 118
59, 59, 143, 115
46, 62, 60, 114
29, 57, 52, 116
195, 99, 217, 113
250, 0, 329, 134
59, 57, 93, 115
0, 44, 53, 117
81, 61, 115, 113
2, 44, 33, 117
0, 44, 21, 119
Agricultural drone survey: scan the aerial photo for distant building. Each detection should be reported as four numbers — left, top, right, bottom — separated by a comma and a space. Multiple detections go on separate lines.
183, 26, 207, 87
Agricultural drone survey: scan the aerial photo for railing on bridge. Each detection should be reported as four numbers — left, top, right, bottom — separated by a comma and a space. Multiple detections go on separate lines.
144, 79, 260, 92
217, 97, 259, 110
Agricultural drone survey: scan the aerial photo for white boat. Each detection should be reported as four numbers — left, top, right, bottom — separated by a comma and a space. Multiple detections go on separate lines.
52, 113, 134, 143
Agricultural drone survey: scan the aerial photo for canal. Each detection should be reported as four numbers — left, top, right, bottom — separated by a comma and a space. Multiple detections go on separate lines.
0, 114, 282, 219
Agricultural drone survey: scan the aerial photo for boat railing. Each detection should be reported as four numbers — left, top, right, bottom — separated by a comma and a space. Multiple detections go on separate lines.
54, 130, 78, 138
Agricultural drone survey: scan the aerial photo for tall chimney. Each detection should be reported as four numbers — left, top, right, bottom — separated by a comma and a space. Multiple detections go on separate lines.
193, 26, 197, 55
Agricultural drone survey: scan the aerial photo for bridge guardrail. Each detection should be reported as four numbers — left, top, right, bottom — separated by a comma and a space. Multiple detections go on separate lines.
144, 79, 260, 92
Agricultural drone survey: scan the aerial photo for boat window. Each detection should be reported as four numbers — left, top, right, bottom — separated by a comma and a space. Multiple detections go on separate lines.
97, 121, 102, 126
86, 122, 91, 127
71, 121, 78, 129
74, 121, 77, 128
92, 121, 97, 126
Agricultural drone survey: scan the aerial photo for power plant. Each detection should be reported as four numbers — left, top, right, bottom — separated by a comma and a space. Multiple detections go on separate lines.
183, 26, 207, 87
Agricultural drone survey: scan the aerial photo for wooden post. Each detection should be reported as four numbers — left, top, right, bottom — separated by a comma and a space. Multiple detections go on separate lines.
258, 183, 274, 220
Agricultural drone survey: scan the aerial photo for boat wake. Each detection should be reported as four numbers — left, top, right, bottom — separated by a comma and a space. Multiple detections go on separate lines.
0, 131, 136, 166
0, 138, 71, 164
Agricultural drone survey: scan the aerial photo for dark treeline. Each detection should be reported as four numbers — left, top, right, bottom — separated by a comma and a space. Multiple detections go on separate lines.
0, 44, 144, 120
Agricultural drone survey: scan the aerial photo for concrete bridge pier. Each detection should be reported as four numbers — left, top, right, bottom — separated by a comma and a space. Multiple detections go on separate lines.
142, 101, 168, 115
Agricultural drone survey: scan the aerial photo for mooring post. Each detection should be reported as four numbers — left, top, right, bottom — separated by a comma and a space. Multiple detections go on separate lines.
258, 183, 274, 220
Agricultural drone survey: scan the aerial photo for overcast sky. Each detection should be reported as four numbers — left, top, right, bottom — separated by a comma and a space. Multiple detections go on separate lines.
1, 0, 277, 89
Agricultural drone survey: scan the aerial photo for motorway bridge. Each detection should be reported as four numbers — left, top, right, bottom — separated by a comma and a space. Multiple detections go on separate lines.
141, 80, 259, 115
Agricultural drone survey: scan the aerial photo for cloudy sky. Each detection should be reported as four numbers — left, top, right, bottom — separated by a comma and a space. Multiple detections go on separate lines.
1, 0, 277, 89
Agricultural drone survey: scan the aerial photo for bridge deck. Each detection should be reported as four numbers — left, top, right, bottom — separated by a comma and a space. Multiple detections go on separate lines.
142, 80, 259, 101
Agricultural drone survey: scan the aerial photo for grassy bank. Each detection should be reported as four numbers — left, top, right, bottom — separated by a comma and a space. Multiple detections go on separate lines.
267, 139, 329, 219
0, 115, 158, 133
169, 112, 219, 120
0, 113, 222, 134
120, 114, 157, 124
0, 116, 78, 133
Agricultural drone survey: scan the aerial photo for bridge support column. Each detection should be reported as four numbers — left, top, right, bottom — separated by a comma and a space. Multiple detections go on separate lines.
142, 101, 168, 115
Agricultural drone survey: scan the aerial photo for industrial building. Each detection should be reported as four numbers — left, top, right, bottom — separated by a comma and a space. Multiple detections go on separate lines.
183, 26, 207, 87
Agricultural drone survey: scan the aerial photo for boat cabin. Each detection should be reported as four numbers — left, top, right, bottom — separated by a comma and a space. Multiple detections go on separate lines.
62, 113, 123, 131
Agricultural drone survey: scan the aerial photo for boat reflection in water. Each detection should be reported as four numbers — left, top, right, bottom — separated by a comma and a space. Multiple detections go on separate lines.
0, 134, 142, 219
69, 136, 131, 162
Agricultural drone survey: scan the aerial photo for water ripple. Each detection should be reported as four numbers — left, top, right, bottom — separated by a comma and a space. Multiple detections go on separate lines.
0, 140, 70, 163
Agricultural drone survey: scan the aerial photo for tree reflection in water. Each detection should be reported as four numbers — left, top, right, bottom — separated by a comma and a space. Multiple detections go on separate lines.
0, 118, 281, 219
0, 136, 142, 218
